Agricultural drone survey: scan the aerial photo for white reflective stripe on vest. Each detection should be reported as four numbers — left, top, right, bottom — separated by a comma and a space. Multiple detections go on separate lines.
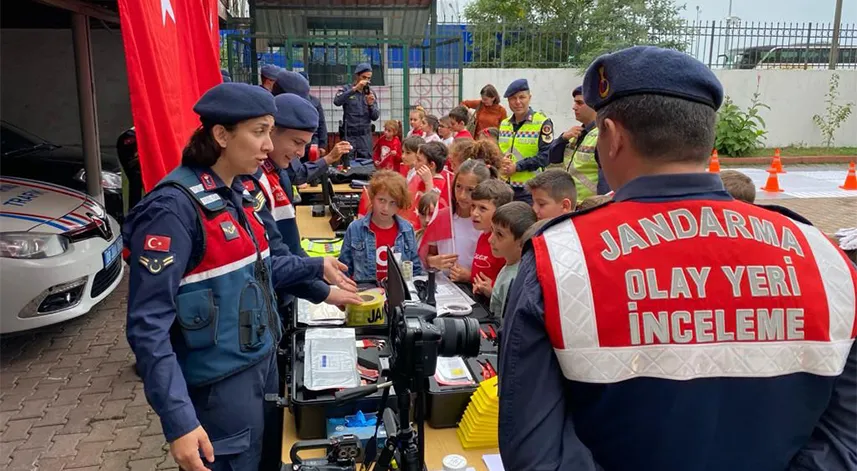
180, 248, 271, 286
535, 218, 856, 384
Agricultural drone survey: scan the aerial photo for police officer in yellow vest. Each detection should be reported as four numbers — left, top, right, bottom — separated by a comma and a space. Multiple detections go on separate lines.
498, 79, 554, 203
548, 85, 609, 200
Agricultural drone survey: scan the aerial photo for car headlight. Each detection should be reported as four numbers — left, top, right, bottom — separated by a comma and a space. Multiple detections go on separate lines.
75, 169, 123, 191
0, 232, 70, 259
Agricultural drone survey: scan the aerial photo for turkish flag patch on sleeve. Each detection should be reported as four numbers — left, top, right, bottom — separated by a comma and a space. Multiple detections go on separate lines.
144, 235, 171, 252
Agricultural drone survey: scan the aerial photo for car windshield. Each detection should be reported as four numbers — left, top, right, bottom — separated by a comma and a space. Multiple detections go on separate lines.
1, 123, 54, 157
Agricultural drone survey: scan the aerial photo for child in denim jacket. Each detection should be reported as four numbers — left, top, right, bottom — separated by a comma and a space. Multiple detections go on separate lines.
339, 170, 423, 283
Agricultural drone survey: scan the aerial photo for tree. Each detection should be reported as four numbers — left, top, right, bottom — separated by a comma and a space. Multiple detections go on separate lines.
463, 0, 687, 68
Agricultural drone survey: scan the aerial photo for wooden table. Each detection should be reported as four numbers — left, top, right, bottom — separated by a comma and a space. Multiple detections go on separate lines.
281, 409, 499, 470
296, 206, 335, 239
299, 183, 364, 195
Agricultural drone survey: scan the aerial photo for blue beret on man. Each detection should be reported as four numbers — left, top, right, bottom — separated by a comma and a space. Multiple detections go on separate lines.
572, 85, 583, 97
275, 70, 310, 99
582, 46, 724, 112
354, 63, 372, 75
193, 83, 276, 124
273, 93, 319, 133
504, 79, 530, 98
260, 64, 281, 81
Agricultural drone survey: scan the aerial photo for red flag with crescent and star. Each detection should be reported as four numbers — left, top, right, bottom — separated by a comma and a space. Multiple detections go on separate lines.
117, 0, 222, 191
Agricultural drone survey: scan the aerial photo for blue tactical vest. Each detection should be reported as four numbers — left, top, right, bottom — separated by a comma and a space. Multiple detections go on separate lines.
157, 167, 280, 387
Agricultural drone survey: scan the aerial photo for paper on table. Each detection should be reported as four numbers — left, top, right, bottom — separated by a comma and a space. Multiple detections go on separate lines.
482, 454, 505, 471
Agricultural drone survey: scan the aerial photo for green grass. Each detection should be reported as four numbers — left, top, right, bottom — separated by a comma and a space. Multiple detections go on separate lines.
734, 147, 857, 157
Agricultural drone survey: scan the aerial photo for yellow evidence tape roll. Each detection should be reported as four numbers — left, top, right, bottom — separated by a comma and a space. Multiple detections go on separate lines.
345, 289, 386, 326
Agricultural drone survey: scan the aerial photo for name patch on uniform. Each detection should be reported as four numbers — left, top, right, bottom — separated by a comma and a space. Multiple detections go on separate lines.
189, 184, 204, 194
221, 221, 239, 240
144, 235, 171, 252
139, 254, 175, 274
201, 173, 217, 190
200, 194, 221, 206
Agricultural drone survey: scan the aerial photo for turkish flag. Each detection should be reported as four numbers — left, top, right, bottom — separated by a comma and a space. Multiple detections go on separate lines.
117, 0, 222, 192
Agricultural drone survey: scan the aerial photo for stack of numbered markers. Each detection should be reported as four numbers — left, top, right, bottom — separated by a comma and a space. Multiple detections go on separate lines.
456, 375, 499, 449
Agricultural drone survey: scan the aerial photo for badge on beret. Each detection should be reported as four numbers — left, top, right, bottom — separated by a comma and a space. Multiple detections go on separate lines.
139, 254, 175, 275
598, 66, 610, 99
541, 123, 554, 144
221, 221, 240, 240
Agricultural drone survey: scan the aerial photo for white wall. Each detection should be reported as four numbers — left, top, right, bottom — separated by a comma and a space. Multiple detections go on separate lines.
1, 29, 132, 147
462, 69, 857, 147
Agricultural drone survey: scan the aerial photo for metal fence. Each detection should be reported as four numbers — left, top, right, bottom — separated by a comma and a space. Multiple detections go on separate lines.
433, 20, 857, 69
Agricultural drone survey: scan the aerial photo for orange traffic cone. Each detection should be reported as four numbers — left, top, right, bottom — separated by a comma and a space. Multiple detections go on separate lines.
770, 148, 786, 173
840, 161, 857, 190
708, 149, 720, 173
761, 168, 784, 192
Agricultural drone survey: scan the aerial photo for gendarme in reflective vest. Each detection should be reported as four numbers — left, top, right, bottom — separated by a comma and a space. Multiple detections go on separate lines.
532, 199, 857, 383
563, 126, 600, 200
499, 110, 549, 187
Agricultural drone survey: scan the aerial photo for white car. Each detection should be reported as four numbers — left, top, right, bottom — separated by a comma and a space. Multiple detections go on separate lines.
0, 176, 124, 334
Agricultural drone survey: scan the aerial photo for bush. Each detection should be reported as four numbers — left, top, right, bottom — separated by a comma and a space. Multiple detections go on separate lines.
715, 87, 769, 157
812, 73, 854, 148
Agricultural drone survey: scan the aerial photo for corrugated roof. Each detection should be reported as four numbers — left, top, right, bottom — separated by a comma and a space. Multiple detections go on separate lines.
255, 8, 431, 39
256, 0, 430, 7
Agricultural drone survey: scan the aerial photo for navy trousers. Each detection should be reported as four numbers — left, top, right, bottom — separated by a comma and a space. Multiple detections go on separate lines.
187, 351, 278, 471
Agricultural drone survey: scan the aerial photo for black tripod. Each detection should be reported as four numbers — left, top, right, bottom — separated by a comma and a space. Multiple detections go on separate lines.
333, 373, 427, 471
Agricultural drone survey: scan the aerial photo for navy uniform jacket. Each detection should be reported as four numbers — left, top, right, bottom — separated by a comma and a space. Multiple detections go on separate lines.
333, 85, 379, 131
245, 172, 330, 303
308, 94, 327, 148
123, 169, 325, 442
287, 156, 328, 188
498, 173, 857, 471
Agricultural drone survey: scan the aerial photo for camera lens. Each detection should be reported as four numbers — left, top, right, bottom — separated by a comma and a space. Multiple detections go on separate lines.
432, 316, 481, 358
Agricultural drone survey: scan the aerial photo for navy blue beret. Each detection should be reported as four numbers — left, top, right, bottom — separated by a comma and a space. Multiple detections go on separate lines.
572, 86, 583, 97
582, 46, 724, 111
220, 69, 232, 83
504, 79, 529, 98
193, 83, 276, 124
355, 63, 372, 75
275, 70, 310, 99
273, 93, 319, 133
260, 64, 281, 80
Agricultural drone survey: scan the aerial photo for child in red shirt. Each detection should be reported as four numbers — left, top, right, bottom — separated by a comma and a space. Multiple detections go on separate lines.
448, 105, 474, 139
449, 179, 513, 287
412, 141, 451, 210
406, 107, 426, 138
373, 120, 402, 172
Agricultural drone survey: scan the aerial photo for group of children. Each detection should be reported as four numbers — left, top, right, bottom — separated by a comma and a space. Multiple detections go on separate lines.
341, 127, 764, 320
344, 111, 613, 318
371, 106, 501, 175
348, 102, 765, 318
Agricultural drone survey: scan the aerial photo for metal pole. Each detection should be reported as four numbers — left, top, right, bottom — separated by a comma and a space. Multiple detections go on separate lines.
829, 0, 843, 69
249, 0, 258, 84
430, 0, 437, 74
71, 13, 103, 205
